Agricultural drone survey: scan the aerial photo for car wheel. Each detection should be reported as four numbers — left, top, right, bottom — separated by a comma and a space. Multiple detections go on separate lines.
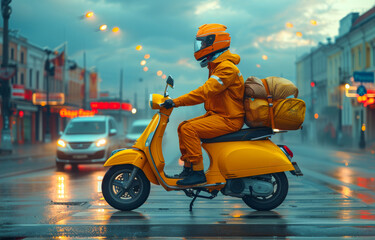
71, 163, 79, 172
56, 162, 65, 171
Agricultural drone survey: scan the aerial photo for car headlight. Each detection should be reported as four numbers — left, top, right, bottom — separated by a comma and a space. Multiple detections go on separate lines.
57, 139, 67, 148
96, 138, 107, 147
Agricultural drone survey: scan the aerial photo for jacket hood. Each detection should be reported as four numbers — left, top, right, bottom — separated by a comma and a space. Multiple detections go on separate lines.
211, 50, 240, 65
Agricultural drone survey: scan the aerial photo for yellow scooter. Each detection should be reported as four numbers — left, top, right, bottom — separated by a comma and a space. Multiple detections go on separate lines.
101, 76, 303, 211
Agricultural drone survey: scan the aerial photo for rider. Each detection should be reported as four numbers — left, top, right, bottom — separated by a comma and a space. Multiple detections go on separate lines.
162, 23, 245, 186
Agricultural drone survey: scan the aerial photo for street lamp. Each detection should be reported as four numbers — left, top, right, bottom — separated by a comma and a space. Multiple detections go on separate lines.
44, 48, 53, 142
0, 0, 13, 152
286, 22, 293, 28
99, 24, 107, 31
112, 27, 120, 33
85, 11, 94, 18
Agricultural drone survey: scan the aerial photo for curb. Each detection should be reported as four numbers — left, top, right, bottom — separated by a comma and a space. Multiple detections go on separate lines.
0, 152, 55, 161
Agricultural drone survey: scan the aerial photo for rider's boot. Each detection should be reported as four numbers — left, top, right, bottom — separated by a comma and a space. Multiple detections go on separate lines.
174, 166, 192, 178
176, 170, 207, 186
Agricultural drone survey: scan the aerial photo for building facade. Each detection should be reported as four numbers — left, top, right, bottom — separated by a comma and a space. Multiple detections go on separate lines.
296, 6, 375, 147
0, 29, 98, 145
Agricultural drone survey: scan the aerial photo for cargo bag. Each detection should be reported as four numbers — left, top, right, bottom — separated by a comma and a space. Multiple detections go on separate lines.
244, 77, 305, 130
245, 76, 299, 100
244, 98, 306, 130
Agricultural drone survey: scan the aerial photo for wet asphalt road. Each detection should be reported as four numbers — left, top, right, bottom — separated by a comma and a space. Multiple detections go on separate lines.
1, 144, 375, 239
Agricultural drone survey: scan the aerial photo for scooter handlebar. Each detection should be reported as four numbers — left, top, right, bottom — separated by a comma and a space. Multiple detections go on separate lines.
160, 99, 175, 109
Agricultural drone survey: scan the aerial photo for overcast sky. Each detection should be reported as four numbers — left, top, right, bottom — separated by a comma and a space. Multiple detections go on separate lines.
7, 0, 375, 105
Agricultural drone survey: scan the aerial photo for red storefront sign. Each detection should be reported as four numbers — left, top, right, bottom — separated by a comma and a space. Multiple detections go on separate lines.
90, 101, 132, 111
32, 93, 65, 106
60, 108, 97, 118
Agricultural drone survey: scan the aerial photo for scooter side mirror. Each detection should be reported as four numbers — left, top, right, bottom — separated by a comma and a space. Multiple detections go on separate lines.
164, 76, 174, 97
166, 76, 174, 89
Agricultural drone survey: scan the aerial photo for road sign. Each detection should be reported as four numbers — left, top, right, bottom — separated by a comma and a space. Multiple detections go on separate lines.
11, 84, 25, 99
0, 67, 16, 80
357, 85, 367, 96
353, 71, 375, 83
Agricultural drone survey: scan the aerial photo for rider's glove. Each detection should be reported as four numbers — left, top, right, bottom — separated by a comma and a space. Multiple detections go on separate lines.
161, 99, 175, 109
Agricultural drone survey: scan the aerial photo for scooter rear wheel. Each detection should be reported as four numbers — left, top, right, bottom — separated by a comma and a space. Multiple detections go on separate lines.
102, 164, 150, 211
242, 172, 288, 211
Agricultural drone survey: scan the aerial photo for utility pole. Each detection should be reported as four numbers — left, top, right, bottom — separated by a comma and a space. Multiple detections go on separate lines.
310, 49, 315, 143
0, 0, 13, 153
83, 51, 87, 110
337, 67, 343, 146
44, 49, 52, 143
118, 69, 123, 122
359, 107, 366, 149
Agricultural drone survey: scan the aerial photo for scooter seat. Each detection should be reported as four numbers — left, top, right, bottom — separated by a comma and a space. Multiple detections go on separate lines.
201, 127, 273, 143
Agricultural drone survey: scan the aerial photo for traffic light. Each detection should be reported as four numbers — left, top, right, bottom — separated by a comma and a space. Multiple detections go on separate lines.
310, 81, 316, 87
357, 95, 368, 103
44, 59, 54, 76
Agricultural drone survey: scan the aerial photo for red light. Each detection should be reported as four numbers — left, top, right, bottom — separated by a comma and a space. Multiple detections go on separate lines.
109, 102, 121, 110
90, 101, 133, 111
310, 82, 315, 87
19, 110, 24, 118
121, 103, 132, 111
283, 145, 294, 158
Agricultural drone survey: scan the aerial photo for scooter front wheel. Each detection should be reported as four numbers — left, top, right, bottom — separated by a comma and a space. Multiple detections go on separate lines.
242, 172, 288, 211
102, 164, 150, 211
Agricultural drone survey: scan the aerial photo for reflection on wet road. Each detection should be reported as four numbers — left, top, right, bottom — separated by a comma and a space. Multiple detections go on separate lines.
1, 145, 375, 238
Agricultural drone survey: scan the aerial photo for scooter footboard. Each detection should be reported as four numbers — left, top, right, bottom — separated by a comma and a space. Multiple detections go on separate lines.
103, 149, 159, 185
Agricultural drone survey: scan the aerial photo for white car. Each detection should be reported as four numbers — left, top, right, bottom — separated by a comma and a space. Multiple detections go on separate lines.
56, 116, 124, 170
124, 119, 151, 148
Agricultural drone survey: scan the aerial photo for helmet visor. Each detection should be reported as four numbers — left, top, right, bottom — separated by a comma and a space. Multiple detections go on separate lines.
194, 39, 204, 53
194, 35, 216, 53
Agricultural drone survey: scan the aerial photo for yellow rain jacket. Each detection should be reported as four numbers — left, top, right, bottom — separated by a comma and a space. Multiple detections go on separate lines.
173, 50, 245, 171
174, 50, 245, 118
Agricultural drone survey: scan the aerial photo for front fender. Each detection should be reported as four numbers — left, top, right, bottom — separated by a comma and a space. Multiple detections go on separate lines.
104, 149, 159, 185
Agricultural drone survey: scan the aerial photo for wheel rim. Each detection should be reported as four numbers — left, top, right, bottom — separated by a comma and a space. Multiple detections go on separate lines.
251, 173, 282, 203
108, 168, 143, 204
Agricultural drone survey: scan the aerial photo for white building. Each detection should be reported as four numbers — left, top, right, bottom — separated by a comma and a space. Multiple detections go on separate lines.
296, 6, 375, 147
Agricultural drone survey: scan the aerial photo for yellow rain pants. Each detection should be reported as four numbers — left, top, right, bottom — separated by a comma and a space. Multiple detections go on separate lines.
173, 50, 245, 171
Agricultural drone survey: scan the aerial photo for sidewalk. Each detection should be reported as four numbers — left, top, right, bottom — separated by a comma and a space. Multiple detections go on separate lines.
0, 142, 56, 160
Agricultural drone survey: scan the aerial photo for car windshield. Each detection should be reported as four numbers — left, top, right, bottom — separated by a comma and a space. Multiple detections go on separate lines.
130, 125, 147, 134
65, 121, 106, 135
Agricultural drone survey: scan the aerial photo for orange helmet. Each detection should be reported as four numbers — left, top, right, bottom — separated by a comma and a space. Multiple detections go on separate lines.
194, 23, 231, 61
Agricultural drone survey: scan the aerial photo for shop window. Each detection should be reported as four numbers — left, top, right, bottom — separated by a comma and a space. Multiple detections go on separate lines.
36, 71, 39, 89
21, 73, 24, 85
358, 48, 361, 68
366, 44, 370, 68
29, 69, 33, 88
10, 48, 14, 60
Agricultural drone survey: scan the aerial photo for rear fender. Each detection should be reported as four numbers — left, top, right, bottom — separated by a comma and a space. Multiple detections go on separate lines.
104, 149, 159, 185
